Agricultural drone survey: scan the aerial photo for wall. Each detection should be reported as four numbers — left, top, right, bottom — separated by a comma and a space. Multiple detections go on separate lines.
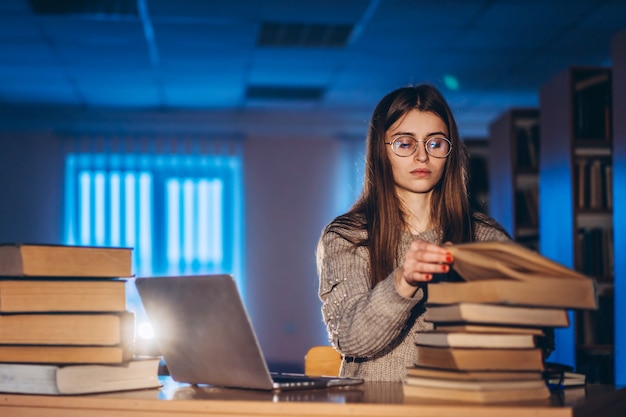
0, 113, 363, 372
0, 132, 64, 243
244, 137, 347, 370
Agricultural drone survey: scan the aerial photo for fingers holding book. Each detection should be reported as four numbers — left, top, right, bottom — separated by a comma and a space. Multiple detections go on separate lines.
395, 240, 453, 297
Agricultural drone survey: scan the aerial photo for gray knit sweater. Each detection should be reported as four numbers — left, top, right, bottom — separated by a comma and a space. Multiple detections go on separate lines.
316, 220, 510, 381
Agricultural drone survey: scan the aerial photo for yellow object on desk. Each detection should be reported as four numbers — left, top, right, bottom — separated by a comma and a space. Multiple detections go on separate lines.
304, 345, 341, 377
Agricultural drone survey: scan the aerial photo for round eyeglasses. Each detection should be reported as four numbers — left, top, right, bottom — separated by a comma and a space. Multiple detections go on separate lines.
385, 135, 452, 158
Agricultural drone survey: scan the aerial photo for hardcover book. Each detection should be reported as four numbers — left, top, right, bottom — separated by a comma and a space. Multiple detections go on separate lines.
0, 357, 161, 395
424, 303, 569, 327
0, 279, 127, 313
0, 311, 135, 345
402, 383, 550, 403
414, 345, 545, 371
0, 344, 134, 364
415, 331, 536, 349
0, 244, 133, 278
406, 366, 543, 381
432, 323, 544, 335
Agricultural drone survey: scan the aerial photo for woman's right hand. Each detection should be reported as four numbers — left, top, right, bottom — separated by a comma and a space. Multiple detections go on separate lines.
394, 239, 452, 298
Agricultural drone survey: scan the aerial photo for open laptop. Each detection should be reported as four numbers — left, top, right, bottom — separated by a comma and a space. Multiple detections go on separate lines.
134, 274, 363, 391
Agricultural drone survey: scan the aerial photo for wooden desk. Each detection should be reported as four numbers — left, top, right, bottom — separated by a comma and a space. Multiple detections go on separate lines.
1, 377, 625, 417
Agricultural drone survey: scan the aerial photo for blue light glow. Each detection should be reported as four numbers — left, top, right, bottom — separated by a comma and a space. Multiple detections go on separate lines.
94, 172, 106, 246
79, 171, 91, 244
614, 143, 626, 385
166, 179, 180, 266
197, 179, 211, 263
211, 180, 224, 264
110, 172, 121, 246
443, 75, 460, 91
64, 155, 77, 245
139, 173, 152, 275
183, 178, 194, 265
124, 173, 136, 248
549, 313, 575, 367
65, 153, 242, 285
539, 139, 576, 368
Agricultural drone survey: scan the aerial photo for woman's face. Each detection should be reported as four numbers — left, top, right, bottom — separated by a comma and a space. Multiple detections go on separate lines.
385, 109, 449, 199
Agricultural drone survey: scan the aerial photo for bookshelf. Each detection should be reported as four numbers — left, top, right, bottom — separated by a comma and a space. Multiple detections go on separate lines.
611, 28, 625, 387
488, 109, 540, 250
538, 66, 613, 383
465, 139, 490, 213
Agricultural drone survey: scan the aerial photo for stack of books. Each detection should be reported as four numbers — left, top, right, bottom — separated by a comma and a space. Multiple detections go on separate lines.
0, 244, 161, 395
403, 241, 597, 403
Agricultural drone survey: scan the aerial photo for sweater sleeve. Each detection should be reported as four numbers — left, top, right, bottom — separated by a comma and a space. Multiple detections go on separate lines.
316, 231, 424, 358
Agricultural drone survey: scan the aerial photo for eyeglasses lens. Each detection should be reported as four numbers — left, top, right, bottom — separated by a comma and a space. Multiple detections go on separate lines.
391, 136, 451, 158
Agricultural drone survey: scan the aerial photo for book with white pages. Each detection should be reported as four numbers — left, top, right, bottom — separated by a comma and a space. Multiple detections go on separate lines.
0, 357, 161, 395
433, 323, 545, 336
416, 331, 536, 349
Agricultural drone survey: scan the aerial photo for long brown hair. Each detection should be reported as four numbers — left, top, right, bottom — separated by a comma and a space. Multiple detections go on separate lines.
327, 84, 479, 287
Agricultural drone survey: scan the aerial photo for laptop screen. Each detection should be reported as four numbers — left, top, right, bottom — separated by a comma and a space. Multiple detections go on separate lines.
135, 274, 363, 391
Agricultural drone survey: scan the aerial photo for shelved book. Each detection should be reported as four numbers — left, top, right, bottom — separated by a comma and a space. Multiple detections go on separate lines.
0, 357, 161, 395
572, 69, 611, 141
0, 243, 133, 277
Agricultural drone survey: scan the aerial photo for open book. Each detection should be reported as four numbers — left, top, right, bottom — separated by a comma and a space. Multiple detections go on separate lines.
427, 241, 597, 309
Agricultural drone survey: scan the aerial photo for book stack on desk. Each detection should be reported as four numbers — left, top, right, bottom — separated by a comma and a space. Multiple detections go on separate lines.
403, 241, 598, 403
0, 243, 161, 395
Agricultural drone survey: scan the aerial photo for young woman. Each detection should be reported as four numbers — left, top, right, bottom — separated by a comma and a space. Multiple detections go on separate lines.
316, 84, 510, 381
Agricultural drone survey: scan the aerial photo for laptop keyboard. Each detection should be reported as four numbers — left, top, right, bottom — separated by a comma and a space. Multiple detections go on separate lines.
270, 372, 333, 387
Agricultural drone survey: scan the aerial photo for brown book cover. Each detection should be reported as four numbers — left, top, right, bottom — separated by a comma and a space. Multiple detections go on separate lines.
427, 278, 596, 309
0, 279, 127, 313
0, 311, 135, 345
433, 323, 544, 336
414, 345, 545, 371
0, 244, 133, 278
404, 374, 547, 391
403, 383, 550, 403
424, 303, 569, 327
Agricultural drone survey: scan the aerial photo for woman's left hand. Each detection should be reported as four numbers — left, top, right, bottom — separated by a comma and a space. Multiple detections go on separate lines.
394, 239, 452, 297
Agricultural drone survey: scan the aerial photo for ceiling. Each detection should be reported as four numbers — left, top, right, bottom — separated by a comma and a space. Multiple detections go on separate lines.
0, 0, 625, 139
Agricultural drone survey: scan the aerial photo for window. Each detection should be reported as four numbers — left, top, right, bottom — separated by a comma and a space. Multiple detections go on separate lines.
337, 135, 365, 212
62, 135, 244, 344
